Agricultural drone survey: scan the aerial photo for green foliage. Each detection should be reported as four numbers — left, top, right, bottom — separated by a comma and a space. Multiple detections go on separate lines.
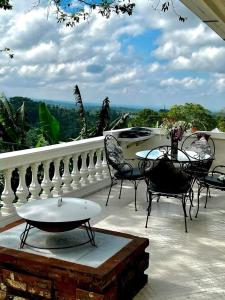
0, 94, 29, 151
167, 103, 216, 130
0, 0, 12, 10
39, 102, 60, 144
129, 109, 159, 128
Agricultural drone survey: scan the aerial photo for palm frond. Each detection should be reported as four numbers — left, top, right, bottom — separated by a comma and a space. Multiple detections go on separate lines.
73, 85, 87, 138
110, 113, 130, 130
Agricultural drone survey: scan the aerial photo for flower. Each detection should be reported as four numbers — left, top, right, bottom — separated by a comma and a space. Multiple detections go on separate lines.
161, 118, 192, 142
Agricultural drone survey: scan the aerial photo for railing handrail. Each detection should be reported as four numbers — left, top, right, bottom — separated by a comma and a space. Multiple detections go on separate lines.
0, 136, 104, 170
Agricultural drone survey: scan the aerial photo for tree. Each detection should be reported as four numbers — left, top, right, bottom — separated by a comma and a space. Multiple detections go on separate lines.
128, 108, 159, 128
166, 103, 216, 130
1, 0, 186, 27
0, 94, 30, 151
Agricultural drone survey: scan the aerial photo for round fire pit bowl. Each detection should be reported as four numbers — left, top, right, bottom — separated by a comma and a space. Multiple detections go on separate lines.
16, 197, 101, 249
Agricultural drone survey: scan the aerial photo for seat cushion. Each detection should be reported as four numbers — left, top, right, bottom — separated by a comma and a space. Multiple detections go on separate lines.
147, 158, 190, 194
201, 175, 225, 189
115, 167, 144, 180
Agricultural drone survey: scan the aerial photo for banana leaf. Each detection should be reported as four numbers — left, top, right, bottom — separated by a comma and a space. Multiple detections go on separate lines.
39, 102, 60, 144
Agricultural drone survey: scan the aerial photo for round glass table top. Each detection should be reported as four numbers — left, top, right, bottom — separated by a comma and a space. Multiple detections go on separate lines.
16, 197, 101, 223
136, 149, 211, 162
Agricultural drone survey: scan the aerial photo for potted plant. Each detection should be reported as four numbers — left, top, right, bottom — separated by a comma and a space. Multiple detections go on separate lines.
161, 118, 192, 158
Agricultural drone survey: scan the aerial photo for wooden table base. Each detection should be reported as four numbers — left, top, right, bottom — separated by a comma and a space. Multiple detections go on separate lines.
0, 221, 149, 300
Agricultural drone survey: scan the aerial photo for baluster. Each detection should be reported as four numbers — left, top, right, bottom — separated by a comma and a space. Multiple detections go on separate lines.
88, 150, 96, 184
16, 165, 29, 206
29, 163, 41, 201
102, 149, 109, 179
71, 154, 81, 190
41, 160, 53, 199
95, 149, 103, 181
80, 152, 89, 187
62, 156, 72, 193
52, 158, 62, 197
1, 168, 16, 214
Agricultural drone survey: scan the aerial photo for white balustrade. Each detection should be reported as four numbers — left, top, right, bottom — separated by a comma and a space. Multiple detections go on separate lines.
0, 136, 111, 227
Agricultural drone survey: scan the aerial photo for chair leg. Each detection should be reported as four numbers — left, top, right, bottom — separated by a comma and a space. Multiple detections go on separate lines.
189, 192, 192, 221
118, 180, 123, 199
182, 196, 188, 233
204, 186, 209, 208
195, 185, 201, 218
106, 182, 113, 206
145, 191, 152, 228
134, 182, 138, 211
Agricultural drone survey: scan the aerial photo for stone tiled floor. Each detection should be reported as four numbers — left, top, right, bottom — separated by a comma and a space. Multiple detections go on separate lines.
86, 181, 225, 299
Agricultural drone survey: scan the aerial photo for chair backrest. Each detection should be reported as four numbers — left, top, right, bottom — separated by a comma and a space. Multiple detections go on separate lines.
140, 145, 192, 194
104, 134, 128, 174
181, 132, 215, 160
181, 132, 215, 177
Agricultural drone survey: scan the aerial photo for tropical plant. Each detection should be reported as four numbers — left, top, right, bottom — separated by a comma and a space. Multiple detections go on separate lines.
73, 85, 129, 139
0, 93, 29, 151
38, 102, 60, 145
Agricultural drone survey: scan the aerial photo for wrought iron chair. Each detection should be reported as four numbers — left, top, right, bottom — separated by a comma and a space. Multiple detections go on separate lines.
141, 146, 193, 232
181, 132, 215, 216
195, 165, 225, 217
181, 132, 215, 177
104, 134, 145, 211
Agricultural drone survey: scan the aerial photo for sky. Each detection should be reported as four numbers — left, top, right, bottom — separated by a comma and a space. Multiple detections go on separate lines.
0, 0, 225, 111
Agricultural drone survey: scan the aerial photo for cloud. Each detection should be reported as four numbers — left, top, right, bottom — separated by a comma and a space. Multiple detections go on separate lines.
0, 0, 224, 111
160, 77, 205, 89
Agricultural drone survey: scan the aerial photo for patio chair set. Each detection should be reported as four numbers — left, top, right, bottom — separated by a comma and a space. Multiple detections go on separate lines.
104, 132, 225, 232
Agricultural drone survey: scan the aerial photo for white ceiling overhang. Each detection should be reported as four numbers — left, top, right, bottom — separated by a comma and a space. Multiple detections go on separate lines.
180, 0, 225, 40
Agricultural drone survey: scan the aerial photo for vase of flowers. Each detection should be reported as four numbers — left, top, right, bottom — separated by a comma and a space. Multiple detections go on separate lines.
161, 118, 192, 159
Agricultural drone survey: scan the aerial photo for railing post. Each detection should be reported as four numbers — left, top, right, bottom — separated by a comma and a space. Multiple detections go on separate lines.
16, 165, 29, 206
88, 150, 96, 184
1, 168, 16, 214
29, 163, 41, 201
95, 148, 103, 181
80, 152, 89, 187
41, 160, 53, 199
102, 150, 109, 179
62, 156, 72, 193
52, 158, 62, 197
71, 154, 81, 190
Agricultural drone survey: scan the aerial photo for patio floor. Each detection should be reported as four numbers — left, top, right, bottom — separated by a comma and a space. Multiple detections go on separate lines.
86, 181, 225, 300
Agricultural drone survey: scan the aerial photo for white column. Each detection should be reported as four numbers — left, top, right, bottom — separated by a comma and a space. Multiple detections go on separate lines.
80, 152, 89, 187
62, 156, 72, 193
41, 160, 53, 199
52, 158, 62, 197
88, 150, 96, 184
1, 168, 16, 214
71, 153, 81, 190
95, 149, 103, 181
16, 165, 29, 206
29, 163, 41, 201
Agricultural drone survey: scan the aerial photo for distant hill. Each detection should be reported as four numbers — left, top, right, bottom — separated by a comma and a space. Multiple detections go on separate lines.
33, 98, 144, 112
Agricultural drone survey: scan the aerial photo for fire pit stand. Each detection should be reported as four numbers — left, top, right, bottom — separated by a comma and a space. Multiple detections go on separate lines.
16, 197, 101, 250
